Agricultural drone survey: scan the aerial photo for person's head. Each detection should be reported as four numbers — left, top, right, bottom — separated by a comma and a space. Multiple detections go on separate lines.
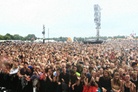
24, 62, 28, 69
28, 67, 33, 74
99, 68, 103, 75
91, 70, 96, 77
110, 63, 115, 69
119, 68, 125, 76
132, 71, 137, 79
83, 66, 89, 73
80, 73, 86, 79
103, 70, 111, 78
125, 74, 130, 82
13, 61, 18, 68
61, 62, 66, 68
48, 68, 52, 75
70, 69, 75, 76
131, 62, 137, 70
35, 66, 41, 72
113, 70, 120, 80
62, 67, 66, 74
56, 68, 60, 76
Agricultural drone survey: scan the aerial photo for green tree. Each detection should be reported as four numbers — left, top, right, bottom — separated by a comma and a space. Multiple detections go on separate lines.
13, 34, 23, 40
0, 35, 4, 40
24, 34, 37, 41
4, 33, 12, 40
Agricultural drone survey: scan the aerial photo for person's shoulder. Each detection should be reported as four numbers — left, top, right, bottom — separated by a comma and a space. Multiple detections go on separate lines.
20, 68, 24, 71
130, 81, 136, 87
59, 72, 64, 76
119, 80, 124, 85
120, 79, 123, 82
99, 76, 104, 80
99, 76, 104, 78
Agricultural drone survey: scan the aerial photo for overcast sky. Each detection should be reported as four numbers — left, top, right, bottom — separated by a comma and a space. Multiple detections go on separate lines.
0, 0, 138, 38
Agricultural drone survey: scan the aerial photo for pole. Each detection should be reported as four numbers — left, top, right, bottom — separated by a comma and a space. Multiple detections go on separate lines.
48, 28, 49, 43
97, 29, 99, 41
43, 25, 45, 43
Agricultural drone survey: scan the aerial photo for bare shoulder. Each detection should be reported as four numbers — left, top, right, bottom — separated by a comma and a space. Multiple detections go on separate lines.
131, 82, 136, 87
120, 80, 124, 85
120, 80, 123, 83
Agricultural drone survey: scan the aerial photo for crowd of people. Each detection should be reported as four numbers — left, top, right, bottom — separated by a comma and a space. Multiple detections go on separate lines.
0, 39, 138, 92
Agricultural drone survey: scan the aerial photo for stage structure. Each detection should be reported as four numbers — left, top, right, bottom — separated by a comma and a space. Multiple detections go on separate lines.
83, 4, 103, 44
94, 4, 101, 41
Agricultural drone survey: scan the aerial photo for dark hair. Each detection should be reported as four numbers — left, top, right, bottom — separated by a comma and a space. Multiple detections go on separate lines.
103, 70, 112, 79
131, 62, 137, 67
24, 62, 28, 65
70, 69, 75, 75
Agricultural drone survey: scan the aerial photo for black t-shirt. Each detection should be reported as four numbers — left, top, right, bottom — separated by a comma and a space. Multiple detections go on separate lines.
45, 75, 57, 92
59, 72, 69, 84
20, 68, 30, 75
70, 74, 78, 85
20, 68, 33, 92
98, 76, 111, 92
72, 81, 83, 92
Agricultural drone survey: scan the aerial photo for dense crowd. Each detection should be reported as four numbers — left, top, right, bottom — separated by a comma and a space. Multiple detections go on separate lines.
0, 39, 138, 92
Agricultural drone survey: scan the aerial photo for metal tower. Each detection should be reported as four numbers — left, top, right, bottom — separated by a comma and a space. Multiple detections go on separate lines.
94, 4, 101, 41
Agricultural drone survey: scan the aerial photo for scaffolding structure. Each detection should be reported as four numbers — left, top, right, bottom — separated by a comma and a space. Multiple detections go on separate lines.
94, 4, 101, 41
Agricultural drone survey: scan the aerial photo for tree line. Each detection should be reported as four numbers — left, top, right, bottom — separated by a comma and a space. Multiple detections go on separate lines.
0, 33, 37, 41
0, 33, 138, 42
